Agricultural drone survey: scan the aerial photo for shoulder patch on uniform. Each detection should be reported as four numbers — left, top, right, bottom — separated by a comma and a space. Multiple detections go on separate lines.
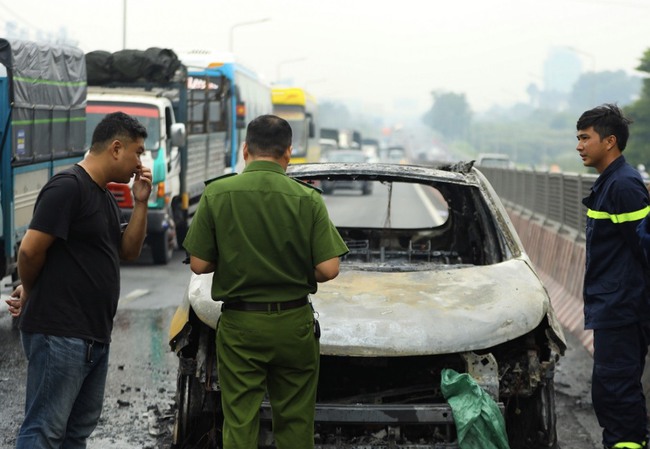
291, 177, 323, 193
204, 172, 237, 186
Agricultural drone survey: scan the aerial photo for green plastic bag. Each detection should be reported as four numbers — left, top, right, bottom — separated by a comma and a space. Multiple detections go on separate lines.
440, 368, 510, 449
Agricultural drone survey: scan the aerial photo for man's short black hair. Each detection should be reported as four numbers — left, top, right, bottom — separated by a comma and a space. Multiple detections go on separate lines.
90, 111, 148, 152
577, 103, 633, 151
245, 114, 292, 159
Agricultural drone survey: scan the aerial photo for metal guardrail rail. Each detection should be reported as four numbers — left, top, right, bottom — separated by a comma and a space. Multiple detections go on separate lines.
476, 167, 598, 240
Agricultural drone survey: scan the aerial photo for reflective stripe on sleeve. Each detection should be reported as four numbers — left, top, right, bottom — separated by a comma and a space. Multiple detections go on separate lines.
586, 206, 650, 223
611, 442, 644, 449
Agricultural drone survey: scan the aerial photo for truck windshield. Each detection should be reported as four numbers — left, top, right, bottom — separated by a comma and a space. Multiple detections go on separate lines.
86, 102, 161, 151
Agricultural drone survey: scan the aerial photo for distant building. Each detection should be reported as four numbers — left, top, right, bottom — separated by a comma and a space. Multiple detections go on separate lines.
543, 47, 582, 94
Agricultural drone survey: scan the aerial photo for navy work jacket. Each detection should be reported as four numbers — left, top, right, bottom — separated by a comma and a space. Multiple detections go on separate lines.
582, 156, 650, 329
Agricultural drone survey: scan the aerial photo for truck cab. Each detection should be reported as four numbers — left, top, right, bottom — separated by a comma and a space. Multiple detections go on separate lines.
86, 88, 186, 264
84, 47, 272, 265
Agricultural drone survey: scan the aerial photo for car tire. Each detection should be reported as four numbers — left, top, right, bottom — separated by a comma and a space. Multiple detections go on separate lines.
173, 360, 222, 449
506, 367, 558, 449
172, 316, 222, 449
362, 183, 372, 195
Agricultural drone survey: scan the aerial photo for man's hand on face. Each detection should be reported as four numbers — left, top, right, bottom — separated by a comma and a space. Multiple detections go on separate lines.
132, 166, 153, 204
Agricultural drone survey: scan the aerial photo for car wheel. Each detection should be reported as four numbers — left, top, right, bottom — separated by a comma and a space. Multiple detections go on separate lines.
506, 367, 558, 449
151, 227, 175, 265
173, 360, 222, 449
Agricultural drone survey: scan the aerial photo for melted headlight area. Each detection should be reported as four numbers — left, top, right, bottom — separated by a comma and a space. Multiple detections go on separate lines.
260, 331, 554, 448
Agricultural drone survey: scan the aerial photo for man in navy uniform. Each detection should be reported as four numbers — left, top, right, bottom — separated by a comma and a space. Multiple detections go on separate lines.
578, 103, 650, 449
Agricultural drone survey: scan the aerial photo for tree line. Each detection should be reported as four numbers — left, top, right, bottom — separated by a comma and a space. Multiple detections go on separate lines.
422, 51, 649, 172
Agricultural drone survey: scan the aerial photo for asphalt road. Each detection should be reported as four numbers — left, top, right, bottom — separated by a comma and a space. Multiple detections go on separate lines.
0, 247, 605, 448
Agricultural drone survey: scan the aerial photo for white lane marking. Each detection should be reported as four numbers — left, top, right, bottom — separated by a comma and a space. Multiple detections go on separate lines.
413, 184, 444, 225
120, 288, 150, 304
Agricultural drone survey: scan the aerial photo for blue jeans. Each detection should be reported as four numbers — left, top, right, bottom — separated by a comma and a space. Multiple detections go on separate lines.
16, 332, 110, 449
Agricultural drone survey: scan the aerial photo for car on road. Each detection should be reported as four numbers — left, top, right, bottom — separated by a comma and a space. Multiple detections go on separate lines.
361, 138, 381, 163
385, 145, 408, 164
319, 138, 339, 154
318, 149, 373, 195
476, 152, 515, 169
168, 160, 567, 449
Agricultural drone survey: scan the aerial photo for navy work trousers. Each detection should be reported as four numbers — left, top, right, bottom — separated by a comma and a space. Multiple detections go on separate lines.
592, 323, 650, 447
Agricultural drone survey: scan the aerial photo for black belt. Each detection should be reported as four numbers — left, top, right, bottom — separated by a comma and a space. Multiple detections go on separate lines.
221, 297, 309, 312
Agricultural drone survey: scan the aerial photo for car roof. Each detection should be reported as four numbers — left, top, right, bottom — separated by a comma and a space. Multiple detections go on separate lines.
288, 161, 478, 185
477, 153, 510, 161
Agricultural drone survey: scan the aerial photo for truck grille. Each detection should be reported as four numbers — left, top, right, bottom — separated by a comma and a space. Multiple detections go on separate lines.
107, 183, 134, 208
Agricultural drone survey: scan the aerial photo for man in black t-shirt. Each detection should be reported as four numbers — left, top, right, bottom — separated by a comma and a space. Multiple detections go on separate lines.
5, 112, 152, 449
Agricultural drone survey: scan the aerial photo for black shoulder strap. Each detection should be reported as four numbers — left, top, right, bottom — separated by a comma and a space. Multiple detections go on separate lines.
291, 177, 323, 193
204, 172, 237, 186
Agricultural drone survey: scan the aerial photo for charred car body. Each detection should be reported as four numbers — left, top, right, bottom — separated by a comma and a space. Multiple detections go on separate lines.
168, 161, 567, 449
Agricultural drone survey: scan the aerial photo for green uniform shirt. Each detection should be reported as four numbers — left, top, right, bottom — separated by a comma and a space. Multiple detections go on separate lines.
183, 160, 349, 303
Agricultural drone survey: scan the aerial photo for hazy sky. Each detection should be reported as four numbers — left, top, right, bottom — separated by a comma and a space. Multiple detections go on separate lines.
2, 0, 649, 118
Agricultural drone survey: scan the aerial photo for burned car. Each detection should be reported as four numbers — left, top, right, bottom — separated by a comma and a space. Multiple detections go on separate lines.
168, 161, 566, 449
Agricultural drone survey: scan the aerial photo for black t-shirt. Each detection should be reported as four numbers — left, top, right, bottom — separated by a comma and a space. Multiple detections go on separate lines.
20, 164, 124, 343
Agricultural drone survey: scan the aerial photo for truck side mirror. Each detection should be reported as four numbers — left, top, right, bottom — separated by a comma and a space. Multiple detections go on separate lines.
170, 123, 186, 147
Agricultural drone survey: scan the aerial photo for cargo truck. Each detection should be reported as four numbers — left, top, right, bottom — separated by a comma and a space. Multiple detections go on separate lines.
0, 38, 87, 281
319, 127, 362, 150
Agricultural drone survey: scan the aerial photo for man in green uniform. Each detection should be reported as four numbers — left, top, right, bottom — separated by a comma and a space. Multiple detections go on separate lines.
183, 114, 349, 449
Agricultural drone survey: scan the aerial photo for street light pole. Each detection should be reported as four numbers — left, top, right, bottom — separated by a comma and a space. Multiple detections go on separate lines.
229, 18, 270, 53
122, 0, 127, 49
276, 57, 307, 84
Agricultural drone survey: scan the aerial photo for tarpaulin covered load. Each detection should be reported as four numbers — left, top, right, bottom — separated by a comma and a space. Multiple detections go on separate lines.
85, 47, 181, 85
0, 38, 87, 164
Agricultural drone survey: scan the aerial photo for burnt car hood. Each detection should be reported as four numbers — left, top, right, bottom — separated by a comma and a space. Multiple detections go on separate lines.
313, 258, 563, 357
186, 257, 565, 358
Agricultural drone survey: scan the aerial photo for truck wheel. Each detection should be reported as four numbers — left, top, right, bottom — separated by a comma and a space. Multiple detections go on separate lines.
151, 228, 174, 265
172, 200, 188, 246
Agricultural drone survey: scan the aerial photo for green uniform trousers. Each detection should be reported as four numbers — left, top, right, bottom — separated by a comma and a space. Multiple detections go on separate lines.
217, 304, 319, 449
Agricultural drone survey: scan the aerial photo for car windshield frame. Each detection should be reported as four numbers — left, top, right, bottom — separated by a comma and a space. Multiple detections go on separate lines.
288, 162, 513, 269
